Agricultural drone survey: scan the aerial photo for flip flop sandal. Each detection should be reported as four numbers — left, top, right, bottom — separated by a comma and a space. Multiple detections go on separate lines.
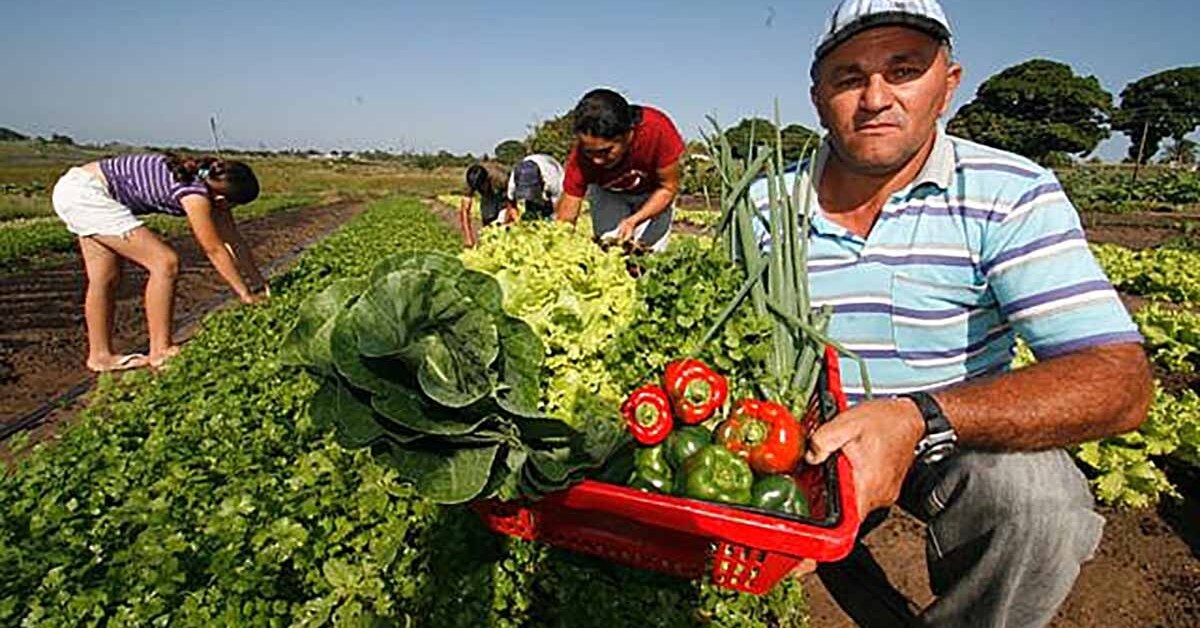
89, 353, 148, 373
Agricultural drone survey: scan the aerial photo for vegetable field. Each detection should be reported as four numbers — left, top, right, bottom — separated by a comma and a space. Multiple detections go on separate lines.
1, 163, 1198, 627
0, 197, 813, 627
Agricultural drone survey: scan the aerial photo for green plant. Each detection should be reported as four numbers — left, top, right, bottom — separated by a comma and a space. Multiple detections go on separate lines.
1134, 303, 1200, 373
461, 220, 637, 424
604, 237, 773, 398
0, 196, 814, 626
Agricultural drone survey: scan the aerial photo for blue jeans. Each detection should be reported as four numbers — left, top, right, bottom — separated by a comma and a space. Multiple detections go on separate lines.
818, 449, 1104, 628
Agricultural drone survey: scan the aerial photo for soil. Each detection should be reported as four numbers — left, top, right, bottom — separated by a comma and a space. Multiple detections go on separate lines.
1082, 211, 1200, 250
0, 202, 362, 436
803, 493, 1199, 628
2, 201, 1196, 627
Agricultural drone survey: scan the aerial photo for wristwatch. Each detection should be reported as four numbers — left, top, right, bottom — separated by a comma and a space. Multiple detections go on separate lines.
900, 392, 957, 465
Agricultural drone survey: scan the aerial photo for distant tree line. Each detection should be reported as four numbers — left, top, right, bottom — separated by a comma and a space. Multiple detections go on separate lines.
948, 62, 1199, 166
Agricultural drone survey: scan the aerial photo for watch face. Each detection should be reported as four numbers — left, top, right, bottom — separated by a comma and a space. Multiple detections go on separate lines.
917, 431, 957, 465
924, 442, 955, 464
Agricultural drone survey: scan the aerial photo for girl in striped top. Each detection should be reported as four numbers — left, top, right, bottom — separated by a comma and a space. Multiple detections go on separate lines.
51, 153, 268, 372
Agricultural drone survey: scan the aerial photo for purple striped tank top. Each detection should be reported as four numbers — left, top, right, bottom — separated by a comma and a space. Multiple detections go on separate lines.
98, 154, 210, 216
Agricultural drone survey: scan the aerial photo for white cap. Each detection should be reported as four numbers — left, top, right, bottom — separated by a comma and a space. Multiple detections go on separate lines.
815, 0, 953, 63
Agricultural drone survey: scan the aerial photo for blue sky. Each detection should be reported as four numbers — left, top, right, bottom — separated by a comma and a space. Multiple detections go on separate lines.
1, 0, 1197, 160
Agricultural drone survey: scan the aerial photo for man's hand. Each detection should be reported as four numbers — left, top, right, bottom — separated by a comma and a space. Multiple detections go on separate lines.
616, 216, 639, 242
805, 398, 925, 517
240, 292, 267, 305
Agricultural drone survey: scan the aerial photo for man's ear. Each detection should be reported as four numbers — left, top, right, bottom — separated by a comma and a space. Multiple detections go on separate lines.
811, 84, 830, 131
940, 60, 963, 117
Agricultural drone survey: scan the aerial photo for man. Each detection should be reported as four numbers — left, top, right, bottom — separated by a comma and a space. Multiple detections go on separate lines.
458, 160, 512, 247
506, 153, 564, 222
555, 88, 684, 252
752, 1, 1152, 626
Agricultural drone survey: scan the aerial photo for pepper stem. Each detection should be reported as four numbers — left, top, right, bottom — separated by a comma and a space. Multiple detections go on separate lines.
684, 379, 711, 404
742, 419, 768, 446
636, 403, 661, 427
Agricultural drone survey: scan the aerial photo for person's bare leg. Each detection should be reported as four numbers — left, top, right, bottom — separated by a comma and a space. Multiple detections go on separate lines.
78, 237, 144, 371
92, 227, 180, 365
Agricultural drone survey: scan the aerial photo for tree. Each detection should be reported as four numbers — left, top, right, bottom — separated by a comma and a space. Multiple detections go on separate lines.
525, 112, 573, 162
493, 139, 526, 164
0, 127, 28, 142
49, 133, 76, 145
948, 59, 1112, 163
721, 118, 820, 163
723, 118, 777, 159
1161, 138, 1197, 166
1113, 66, 1200, 164
780, 124, 821, 163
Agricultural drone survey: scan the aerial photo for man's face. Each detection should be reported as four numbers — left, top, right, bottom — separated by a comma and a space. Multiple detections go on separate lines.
812, 26, 961, 175
578, 131, 632, 169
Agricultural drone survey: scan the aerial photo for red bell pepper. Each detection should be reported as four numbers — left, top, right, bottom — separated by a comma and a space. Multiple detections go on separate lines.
622, 384, 674, 446
663, 358, 728, 424
714, 399, 804, 474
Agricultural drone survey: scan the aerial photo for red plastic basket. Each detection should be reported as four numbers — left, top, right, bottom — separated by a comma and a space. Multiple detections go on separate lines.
474, 346, 860, 595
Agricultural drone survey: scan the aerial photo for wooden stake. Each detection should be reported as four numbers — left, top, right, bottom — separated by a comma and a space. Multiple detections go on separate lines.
1132, 119, 1150, 183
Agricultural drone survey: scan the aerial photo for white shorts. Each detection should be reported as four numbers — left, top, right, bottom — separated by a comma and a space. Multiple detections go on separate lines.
51, 167, 144, 237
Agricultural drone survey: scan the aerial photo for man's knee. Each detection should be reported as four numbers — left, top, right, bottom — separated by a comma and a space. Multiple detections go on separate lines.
928, 450, 1103, 560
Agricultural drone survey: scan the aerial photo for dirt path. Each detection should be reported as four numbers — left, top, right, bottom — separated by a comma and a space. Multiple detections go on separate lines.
1082, 210, 1200, 250
0, 202, 362, 435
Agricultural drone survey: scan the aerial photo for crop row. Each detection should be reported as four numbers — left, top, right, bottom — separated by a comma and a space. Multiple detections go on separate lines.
0, 197, 811, 628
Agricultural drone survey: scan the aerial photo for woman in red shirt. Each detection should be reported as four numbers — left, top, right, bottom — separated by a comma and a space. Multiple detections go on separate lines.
554, 89, 684, 252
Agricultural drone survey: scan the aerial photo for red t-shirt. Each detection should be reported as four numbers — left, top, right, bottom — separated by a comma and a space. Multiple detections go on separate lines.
563, 105, 685, 197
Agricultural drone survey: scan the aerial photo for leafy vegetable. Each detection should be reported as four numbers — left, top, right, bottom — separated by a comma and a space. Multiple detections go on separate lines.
0, 196, 813, 627
461, 220, 637, 424
283, 250, 622, 504
605, 237, 773, 398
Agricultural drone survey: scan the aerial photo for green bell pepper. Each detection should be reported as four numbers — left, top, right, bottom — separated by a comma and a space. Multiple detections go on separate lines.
750, 474, 810, 516
676, 444, 754, 505
664, 425, 711, 469
628, 445, 673, 493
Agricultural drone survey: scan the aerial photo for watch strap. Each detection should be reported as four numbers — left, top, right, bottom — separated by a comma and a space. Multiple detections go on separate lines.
900, 391, 957, 463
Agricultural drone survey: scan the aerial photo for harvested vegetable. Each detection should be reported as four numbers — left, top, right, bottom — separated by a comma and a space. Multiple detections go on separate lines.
715, 399, 804, 475
629, 445, 674, 493
282, 250, 624, 503
622, 384, 674, 446
750, 474, 810, 516
461, 220, 636, 424
664, 425, 711, 469
675, 444, 754, 505
663, 358, 728, 424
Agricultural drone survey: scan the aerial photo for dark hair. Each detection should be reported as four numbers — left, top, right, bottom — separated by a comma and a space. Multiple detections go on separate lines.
163, 153, 259, 205
465, 163, 490, 194
220, 161, 259, 205
571, 88, 642, 139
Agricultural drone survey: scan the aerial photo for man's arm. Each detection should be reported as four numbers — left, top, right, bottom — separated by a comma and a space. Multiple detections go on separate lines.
935, 342, 1151, 449
806, 342, 1152, 516
616, 159, 681, 242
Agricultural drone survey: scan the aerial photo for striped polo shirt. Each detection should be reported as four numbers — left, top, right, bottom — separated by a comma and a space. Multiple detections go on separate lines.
99, 154, 210, 217
750, 128, 1141, 404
